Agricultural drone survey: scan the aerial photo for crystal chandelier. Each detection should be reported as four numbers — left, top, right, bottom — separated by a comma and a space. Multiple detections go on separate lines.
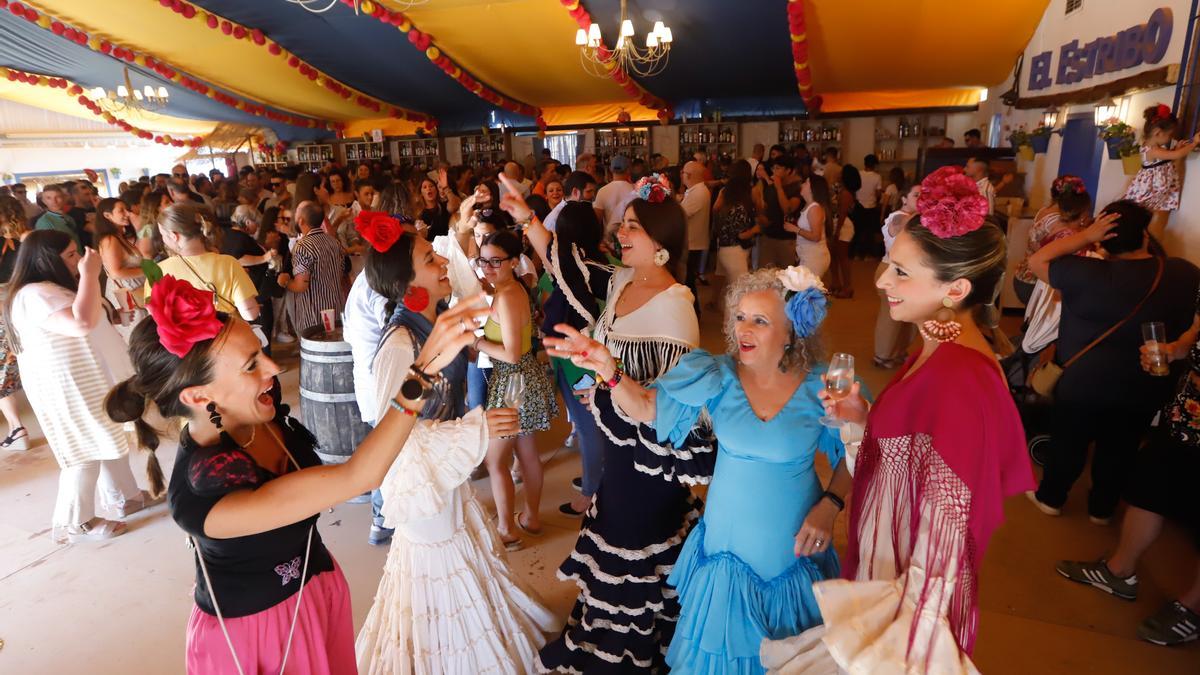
286, 0, 429, 14
89, 68, 169, 114
575, 0, 672, 78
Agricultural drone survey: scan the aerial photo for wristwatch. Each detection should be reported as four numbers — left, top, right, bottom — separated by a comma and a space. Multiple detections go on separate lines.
400, 365, 441, 401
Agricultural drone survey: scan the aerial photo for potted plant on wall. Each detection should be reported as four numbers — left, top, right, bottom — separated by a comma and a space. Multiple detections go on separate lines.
1009, 127, 1034, 161
1098, 119, 1136, 160
1119, 139, 1142, 175
1029, 124, 1054, 154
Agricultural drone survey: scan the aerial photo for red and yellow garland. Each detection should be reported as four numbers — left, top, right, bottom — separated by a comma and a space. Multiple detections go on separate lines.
787, 0, 821, 113
2, 0, 341, 131
343, 0, 545, 133
558, 0, 673, 125
0, 65, 208, 147
149, 0, 436, 130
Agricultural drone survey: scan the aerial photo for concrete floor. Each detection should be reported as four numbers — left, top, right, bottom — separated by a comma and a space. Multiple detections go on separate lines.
0, 259, 1196, 673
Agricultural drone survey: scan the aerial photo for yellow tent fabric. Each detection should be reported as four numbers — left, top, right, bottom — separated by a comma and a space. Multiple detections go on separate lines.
820, 88, 982, 114
400, 0, 646, 107
35, 0, 395, 122
0, 78, 217, 136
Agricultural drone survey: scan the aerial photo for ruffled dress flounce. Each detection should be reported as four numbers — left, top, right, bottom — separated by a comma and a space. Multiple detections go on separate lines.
355, 408, 561, 674
652, 351, 844, 674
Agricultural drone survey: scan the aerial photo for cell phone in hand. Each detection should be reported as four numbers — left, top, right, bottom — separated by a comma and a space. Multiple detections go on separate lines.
573, 373, 597, 391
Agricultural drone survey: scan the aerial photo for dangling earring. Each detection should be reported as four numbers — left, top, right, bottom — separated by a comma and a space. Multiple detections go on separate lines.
403, 286, 430, 312
653, 248, 670, 267
206, 402, 223, 429
919, 297, 962, 343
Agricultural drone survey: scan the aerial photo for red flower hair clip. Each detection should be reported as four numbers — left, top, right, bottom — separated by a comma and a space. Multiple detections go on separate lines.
355, 210, 404, 253
146, 275, 225, 358
917, 166, 990, 239
1052, 174, 1086, 196
1155, 103, 1172, 121
633, 173, 673, 203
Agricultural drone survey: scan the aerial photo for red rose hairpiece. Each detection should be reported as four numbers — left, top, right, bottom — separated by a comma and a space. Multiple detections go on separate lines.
146, 275, 225, 358
1155, 103, 1172, 121
1052, 174, 1086, 196
633, 173, 672, 203
354, 210, 404, 253
916, 166, 990, 239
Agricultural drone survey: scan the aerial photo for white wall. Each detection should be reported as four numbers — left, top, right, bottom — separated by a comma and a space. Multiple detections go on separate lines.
652, 124, 678, 163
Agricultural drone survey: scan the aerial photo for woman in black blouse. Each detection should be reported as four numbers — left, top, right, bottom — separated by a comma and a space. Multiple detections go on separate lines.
105, 282, 500, 674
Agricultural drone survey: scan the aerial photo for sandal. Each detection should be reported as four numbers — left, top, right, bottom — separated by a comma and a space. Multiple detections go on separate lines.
500, 535, 524, 552
0, 426, 28, 451
66, 518, 128, 543
516, 512, 543, 537
114, 490, 165, 518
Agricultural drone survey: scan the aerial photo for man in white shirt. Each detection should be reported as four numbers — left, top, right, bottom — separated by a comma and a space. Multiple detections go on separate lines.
854, 154, 884, 258
745, 143, 766, 177
680, 161, 711, 314
966, 157, 995, 216
501, 161, 531, 198
593, 155, 635, 231
543, 171, 598, 233
575, 152, 597, 180
344, 272, 390, 428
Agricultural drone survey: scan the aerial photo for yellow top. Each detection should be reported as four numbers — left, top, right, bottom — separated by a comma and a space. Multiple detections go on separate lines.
147, 253, 257, 315
484, 316, 532, 357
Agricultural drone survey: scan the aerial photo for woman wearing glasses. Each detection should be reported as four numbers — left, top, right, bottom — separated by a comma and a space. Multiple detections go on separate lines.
473, 229, 558, 550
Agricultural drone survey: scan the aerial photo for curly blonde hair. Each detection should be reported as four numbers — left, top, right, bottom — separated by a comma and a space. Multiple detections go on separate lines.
722, 267, 824, 373
0, 195, 27, 241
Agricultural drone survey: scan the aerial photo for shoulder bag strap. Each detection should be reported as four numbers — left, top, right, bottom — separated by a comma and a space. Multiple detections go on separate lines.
1061, 256, 1164, 370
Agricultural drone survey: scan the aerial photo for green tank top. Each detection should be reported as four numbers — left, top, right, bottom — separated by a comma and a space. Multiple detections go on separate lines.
484, 316, 532, 356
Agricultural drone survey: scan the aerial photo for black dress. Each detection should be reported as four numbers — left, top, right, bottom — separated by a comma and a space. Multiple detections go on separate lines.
537, 256, 716, 673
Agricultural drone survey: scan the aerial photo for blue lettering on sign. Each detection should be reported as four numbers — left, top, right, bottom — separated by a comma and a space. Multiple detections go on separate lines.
1027, 7, 1174, 91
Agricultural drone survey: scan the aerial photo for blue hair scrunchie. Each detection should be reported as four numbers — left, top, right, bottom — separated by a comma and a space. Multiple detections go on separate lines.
785, 286, 828, 338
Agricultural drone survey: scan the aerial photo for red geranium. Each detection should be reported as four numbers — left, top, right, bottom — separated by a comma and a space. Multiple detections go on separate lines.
146, 275, 224, 357
917, 166, 989, 239
355, 210, 403, 252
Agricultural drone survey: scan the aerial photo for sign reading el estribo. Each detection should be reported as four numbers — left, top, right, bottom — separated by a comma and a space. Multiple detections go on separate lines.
1028, 7, 1174, 91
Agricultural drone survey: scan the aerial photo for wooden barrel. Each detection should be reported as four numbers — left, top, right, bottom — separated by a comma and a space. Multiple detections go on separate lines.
299, 325, 373, 467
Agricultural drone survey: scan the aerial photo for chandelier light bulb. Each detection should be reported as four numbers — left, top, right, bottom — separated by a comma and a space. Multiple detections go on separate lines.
143, 85, 155, 99
620, 19, 634, 38
90, 87, 106, 99
116, 85, 129, 98
157, 86, 169, 99
587, 23, 601, 44
646, 32, 659, 48
653, 21, 665, 37
134, 90, 144, 101
661, 26, 673, 43
575, 28, 587, 46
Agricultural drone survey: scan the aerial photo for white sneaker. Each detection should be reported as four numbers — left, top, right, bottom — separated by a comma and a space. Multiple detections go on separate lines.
275, 333, 296, 344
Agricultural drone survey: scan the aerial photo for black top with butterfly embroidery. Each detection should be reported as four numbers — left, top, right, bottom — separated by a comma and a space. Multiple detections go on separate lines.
169, 408, 335, 617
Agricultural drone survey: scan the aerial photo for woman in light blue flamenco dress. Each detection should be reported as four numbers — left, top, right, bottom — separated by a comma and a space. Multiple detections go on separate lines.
547, 264, 852, 674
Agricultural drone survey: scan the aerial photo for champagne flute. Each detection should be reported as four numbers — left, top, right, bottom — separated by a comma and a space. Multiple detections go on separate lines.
504, 372, 526, 431
820, 353, 855, 428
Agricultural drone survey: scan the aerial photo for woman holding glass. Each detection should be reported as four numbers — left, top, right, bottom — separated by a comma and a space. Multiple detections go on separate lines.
547, 264, 849, 674
474, 228, 558, 550
762, 167, 1033, 674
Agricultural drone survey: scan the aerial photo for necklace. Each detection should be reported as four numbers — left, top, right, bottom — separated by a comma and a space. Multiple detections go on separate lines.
230, 424, 257, 449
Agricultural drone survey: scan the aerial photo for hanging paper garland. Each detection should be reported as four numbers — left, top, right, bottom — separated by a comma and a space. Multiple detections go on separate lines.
787, 0, 822, 113
0, 65, 208, 148
5, 0, 346, 132
337, 0, 543, 132
146, 0, 437, 130
558, 0, 673, 125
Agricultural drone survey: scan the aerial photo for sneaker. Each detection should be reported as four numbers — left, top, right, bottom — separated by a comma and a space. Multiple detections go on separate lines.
1026, 490, 1062, 516
1089, 515, 1113, 526
571, 477, 583, 493
1138, 601, 1200, 646
275, 333, 296, 344
368, 524, 394, 546
1056, 559, 1138, 600
558, 502, 586, 518
564, 432, 577, 448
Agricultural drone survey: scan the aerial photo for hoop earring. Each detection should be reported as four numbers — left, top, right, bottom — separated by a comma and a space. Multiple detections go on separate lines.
403, 286, 430, 312
653, 248, 670, 267
919, 297, 963, 343
206, 402, 223, 430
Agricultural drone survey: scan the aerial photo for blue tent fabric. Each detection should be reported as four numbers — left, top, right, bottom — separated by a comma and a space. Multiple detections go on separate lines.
0, 10, 326, 141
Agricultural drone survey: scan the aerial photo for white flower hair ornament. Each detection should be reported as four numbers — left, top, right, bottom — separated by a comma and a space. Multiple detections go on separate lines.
777, 265, 829, 338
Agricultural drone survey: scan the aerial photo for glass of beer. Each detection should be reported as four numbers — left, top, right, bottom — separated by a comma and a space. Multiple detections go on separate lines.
1142, 322, 1170, 376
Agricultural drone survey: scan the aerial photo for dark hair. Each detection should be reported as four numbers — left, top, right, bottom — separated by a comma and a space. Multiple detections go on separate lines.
353, 178, 375, 195
904, 216, 1007, 308
1142, 104, 1179, 140
840, 164, 862, 193
480, 229, 523, 259
295, 201, 324, 231
377, 181, 413, 218
807, 174, 836, 239
525, 194, 551, 222
770, 156, 796, 173
293, 172, 318, 205
564, 170, 595, 198
3, 230, 79, 353
1098, 199, 1152, 255
887, 166, 907, 193
555, 201, 604, 262
323, 169, 351, 194
1055, 186, 1091, 222
364, 230, 418, 317
965, 129, 982, 140
822, 147, 840, 161
628, 197, 687, 282
94, 198, 131, 253
257, 206, 282, 248
864, 154, 879, 169
719, 160, 754, 216
968, 156, 990, 169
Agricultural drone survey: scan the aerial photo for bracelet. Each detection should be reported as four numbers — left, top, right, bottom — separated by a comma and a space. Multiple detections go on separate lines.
388, 397, 420, 417
821, 490, 845, 512
600, 368, 623, 389
472, 335, 484, 351
409, 364, 442, 385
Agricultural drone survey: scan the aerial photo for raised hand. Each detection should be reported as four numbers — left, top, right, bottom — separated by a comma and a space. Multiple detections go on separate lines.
545, 323, 617, 380
415, 293, 489, 374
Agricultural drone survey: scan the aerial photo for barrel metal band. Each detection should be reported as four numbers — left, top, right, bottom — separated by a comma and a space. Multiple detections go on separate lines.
299, 338, 351, 353
298, 352, 353, 364
299, 387, 358, 403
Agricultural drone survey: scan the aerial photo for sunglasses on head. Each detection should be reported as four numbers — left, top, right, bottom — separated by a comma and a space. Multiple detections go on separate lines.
271, 181, 283, 188
473, 256, 510, 268
278, 215, 292, 222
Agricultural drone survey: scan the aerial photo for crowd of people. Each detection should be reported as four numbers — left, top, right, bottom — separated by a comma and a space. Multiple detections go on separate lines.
0, 104, 1196, 674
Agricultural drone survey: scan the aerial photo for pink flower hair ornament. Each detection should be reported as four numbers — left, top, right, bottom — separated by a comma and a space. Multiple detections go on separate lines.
916, 166, 990, 239
146, 274, 225, 358
633, 173, 672, 203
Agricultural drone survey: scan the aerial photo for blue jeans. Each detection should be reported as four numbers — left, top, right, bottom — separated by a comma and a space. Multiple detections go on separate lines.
370, 487, 391, 530
467, 360, 491, 410
556, 365, 605, 497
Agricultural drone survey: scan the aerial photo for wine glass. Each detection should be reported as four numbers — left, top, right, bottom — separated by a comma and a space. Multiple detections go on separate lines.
504, 372, 526, 427
819, 353, 855, 428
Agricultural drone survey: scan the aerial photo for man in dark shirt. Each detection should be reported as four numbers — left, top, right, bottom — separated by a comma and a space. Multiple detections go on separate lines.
67, 180, 97, 248
35, 184, 83, 253
755, 157, 803, 270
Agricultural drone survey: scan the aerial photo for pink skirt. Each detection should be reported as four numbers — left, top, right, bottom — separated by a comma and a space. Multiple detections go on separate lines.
186, 560, 356, 675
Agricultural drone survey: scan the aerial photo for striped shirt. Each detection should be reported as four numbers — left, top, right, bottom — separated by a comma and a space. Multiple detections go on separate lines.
289, 229, 348, 335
